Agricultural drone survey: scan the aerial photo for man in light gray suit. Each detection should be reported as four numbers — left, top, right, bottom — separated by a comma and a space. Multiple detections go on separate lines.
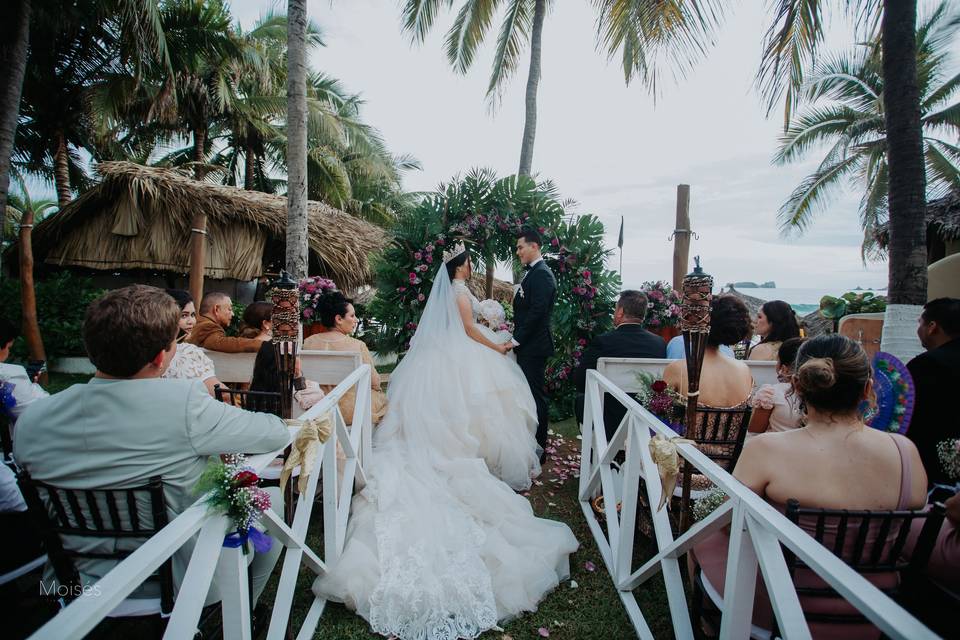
14, 285, 290, 609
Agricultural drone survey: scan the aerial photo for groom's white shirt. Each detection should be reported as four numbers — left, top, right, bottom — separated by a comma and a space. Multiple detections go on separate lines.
512, 256, 544, 347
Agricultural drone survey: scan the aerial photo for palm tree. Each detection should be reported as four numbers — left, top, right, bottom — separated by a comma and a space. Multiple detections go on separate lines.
287, 0, 309, 279
0, 0, 31, 230
774, 4, 959, 260
401, 1, 725, 177
757, 0, 935, 358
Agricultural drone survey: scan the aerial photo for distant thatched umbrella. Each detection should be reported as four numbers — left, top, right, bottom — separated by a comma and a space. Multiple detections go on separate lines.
15, 161, 387, 290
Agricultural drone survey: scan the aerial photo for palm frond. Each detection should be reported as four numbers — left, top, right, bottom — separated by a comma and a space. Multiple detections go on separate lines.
485, 0, 532, 108
778, 154, 861, 233
401, 0, 454, 43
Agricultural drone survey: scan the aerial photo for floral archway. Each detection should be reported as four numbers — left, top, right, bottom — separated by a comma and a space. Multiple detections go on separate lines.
369, 170, 620, 419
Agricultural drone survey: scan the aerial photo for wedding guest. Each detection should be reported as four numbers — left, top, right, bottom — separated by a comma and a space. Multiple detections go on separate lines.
666, 333, 733, 359
663, 295, 754, 409
692, 335, 927, 638
748, 337, 805, 435
907, 297, 960, 488
186, 291, 264, 353
14, 285, 289, 606
572, 290, 666, 439
302, 291, 387, 425
249, 344, 326, 413
748, 300, 800, 361
161, 289, 225, 396
0, 318, 48, 425
239, 301, 274, 340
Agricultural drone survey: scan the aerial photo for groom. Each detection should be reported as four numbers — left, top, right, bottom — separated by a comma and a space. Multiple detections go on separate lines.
513, 228, 556, 461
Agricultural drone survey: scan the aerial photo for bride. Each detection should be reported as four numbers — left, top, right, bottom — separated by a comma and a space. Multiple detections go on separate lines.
313, 242, 579, 640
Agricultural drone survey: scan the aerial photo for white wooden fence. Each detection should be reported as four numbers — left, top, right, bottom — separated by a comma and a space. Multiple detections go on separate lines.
580, 369, 937, 640
28, 364, 374, 640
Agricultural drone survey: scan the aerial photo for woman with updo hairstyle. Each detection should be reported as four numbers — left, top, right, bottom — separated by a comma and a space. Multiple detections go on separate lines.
749, 299, 801, 361
302, 290, 387, 424
691, 334, 927, 638
663, 294, 754, 409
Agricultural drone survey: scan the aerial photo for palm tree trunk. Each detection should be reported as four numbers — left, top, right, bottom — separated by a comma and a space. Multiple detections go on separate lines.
19, 207, 47, 382
517, 0, 546, 177
879, 0, 927, 360
244, 143, 256, 191
53, 132, 72, 208
286, 0, 310, 279
189, 125, 208, 304
0, 0, 30, 221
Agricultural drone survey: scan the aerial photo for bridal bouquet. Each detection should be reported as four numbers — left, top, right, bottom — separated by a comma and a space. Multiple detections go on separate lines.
479, 299, 512, 333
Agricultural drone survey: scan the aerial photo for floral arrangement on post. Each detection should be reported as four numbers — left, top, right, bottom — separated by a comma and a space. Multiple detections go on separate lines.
298, 276, 338, 324
634, 370, 684, 434
639, 281, 682, 332
937, 438, 960, 489
195, 454, 273, 553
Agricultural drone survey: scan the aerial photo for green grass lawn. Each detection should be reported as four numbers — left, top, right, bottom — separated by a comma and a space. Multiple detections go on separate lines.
40, 375, 674, 639
272, 417, 674, 640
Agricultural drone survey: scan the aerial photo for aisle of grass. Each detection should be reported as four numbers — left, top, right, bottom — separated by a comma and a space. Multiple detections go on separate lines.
284, 417, 673, 640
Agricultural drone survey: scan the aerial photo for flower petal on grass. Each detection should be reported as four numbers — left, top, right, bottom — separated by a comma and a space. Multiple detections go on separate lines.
585, 560, 596, 572
537, 628, 550, 637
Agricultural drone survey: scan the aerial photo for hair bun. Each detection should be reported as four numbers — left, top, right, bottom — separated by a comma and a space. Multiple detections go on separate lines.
795, 357, 837, 393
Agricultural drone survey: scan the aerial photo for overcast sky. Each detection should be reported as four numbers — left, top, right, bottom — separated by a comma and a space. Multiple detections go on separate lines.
239, 2, 954, 290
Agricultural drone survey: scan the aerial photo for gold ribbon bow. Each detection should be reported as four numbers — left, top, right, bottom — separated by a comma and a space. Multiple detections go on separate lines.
648, 435, 694, 512
281, 415, 332, 494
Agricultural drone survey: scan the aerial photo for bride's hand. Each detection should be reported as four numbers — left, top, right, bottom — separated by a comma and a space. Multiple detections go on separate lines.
497, 342, 513, 355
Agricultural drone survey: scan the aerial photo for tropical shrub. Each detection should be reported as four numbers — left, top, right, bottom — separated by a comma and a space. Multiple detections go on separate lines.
369, 170, 619, 420
818, 291, 888, 329
0, 272, 106, 360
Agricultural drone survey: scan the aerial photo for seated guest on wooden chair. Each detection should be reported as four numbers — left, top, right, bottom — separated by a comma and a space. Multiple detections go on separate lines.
573, 290, 666, 440
187, 291, 265, 353
907, 297, 960, 489
161, 289, 225, 396
239, 302, 274, 341
302, 291, 387, 425
692, 335, 928, 638
14, 285, 289, 606
663, 295, 754, 410
0, 318, 48, 426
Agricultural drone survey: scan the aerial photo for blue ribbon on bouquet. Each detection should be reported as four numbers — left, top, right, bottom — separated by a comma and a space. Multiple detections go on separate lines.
0, 380, 16, 417
223, 527, 272, 554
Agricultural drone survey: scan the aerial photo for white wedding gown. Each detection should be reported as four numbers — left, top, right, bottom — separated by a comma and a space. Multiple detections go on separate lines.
312, 273, 579, 640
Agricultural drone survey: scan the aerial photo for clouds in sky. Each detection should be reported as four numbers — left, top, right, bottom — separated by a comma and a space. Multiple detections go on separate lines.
230, 1, 952, 290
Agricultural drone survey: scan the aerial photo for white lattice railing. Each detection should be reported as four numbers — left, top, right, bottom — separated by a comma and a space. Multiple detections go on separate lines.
579, 370, 937, 640
29, 364, 374, 640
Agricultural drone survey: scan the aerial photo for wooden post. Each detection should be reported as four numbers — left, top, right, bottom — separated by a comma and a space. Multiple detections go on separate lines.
188, 215, 206, 306
18, 210, 47, 384
672, 185, 691, 293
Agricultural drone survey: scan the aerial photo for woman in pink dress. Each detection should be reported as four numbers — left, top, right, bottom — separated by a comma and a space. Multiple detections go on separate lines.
692, 335, 928, 639
748, 337, 806, 435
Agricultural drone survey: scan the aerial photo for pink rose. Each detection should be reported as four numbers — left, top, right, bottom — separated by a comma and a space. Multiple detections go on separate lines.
409, 273, 417, 283
551, 238, 559, 247
418, 293, 425, 302
414, 252, 422, 260
302, 308, 313, 318
398, 286, 406, 293
425, 254, 433, 263
582, 270, 591, 279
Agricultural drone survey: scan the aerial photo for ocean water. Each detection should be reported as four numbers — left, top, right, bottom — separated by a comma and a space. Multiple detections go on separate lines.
729, 286, 886, 315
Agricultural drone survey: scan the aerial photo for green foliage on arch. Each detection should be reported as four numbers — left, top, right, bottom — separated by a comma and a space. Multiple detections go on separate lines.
369, 169, 620, 419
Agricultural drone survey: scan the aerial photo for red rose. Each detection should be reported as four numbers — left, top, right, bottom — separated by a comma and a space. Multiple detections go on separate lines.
232, 470, 259, 487
651, 380, 668, 393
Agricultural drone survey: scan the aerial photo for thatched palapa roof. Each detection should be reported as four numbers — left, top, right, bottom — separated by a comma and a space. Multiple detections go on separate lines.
875, 190, 960, 250
25, 162, 387, 289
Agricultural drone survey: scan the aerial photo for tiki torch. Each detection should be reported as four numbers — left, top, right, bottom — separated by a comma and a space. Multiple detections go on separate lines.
269, 270, 300, 419
679, 256, 713, 532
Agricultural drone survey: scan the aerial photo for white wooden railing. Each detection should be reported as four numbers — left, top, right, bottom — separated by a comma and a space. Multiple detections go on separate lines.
579, 369, 937, 640
29, 364, 374, 640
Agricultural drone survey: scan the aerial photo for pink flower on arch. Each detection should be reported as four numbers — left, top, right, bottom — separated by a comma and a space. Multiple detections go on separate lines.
418, 293, 426, 302
414, 251, 422, 260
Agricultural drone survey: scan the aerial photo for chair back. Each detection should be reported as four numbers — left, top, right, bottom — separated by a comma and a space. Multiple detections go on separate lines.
298, 351, 363, 386
202, 350, 256, 384
16, 470, 174, 615
686, 406, 752, 471
780, 498, 946, 627
214, 385, 283, 416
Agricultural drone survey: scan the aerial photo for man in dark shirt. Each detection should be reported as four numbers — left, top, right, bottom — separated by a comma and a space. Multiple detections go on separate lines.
907, 297, 960, 488
573, 290, 667, 441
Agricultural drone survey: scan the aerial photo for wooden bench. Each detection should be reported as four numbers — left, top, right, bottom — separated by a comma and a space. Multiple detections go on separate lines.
595, 357, 778, 394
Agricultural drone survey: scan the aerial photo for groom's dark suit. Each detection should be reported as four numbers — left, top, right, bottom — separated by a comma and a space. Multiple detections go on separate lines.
513, 259, 556, 452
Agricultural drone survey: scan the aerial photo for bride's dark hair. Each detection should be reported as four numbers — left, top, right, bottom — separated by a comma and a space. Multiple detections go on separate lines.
445, 249, 470, 281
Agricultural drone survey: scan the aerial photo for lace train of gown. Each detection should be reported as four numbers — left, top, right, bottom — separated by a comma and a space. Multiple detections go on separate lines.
312, 280, 579, 640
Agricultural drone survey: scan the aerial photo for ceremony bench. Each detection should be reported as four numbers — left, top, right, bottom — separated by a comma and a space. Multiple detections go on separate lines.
595, 357, 778, 394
